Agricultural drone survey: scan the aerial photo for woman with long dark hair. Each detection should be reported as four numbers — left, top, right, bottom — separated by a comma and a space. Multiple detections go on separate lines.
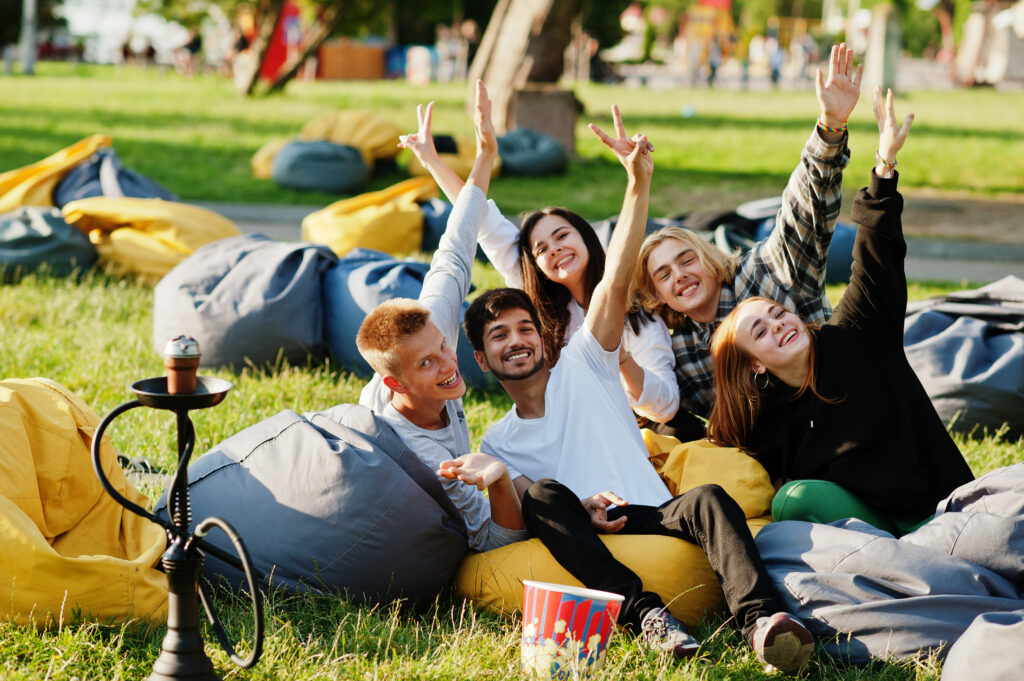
706, 90, 974, 535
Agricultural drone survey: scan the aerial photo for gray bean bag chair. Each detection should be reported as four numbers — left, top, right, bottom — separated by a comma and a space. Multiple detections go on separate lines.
52, 148, 178, 208
496, 128, 568, 176
153, 234, 337, 369
904, 275, 1024, 440
271, 140, 369, 194
0, 207, 97, 280
153, 404, 468, 603
941, 610, 1024, 681
322, 248, 497, 389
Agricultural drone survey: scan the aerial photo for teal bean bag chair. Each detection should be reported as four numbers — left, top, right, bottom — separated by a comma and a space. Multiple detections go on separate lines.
496, 128, 568, 176
0, 207, 97, 280
271, 140, 369, 194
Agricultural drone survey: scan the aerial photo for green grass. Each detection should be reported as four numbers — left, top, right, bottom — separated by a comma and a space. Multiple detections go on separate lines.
1, 267, 1021, 680
1, 65, 1022, 679
1, 62, 1022, 224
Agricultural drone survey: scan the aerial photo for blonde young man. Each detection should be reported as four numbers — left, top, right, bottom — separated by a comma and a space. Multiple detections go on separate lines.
356, 82, 525, 552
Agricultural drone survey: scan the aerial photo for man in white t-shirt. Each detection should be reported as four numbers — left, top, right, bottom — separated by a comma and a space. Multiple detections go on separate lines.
356, 82, 525, 554
451, 119, 814, 673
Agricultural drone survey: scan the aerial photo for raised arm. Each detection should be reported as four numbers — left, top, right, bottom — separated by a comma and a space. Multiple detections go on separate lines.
398, 101, 467, 203
816, 43, 863, 143
585, 108, 653, 351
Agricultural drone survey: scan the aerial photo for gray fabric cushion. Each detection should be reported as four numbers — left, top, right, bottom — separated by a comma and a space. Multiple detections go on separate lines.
497, 128, 568, 176
52, 148, 178, 207
0, 207, 97, 280
905, 275, 1024, 440
153, 234, 337, 368
271, 140, 368, 194
940, 610, 1024, 681
153, 404, 468, 603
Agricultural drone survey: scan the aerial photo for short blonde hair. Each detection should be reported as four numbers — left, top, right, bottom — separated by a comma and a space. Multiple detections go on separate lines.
356, 298, 430, 377
631, 226, 739, 328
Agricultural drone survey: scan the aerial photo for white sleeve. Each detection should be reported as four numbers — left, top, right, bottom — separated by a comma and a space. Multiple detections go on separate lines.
481, 431, 524, 482
476, 199, 524, 288
621, 315, 679, 423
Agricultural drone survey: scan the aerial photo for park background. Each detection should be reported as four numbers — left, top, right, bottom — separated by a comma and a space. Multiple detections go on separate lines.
2, 1, 1024, 679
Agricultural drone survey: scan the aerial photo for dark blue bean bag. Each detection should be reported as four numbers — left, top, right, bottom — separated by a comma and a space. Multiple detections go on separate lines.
755, 217, 856, 284
153, 404, 468, 602
153, 234, 338, 369
323, 248, 497, 389
52, 148, 177, 208
497, 128, 568, 176
0, 207, 97, 280
271, 140, 368, 194
905, 275, 1024, 440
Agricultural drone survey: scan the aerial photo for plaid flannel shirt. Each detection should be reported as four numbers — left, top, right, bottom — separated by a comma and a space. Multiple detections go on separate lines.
672, 126, 850, 417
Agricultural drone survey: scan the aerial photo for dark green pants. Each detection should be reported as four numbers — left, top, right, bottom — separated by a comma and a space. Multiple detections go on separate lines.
771, 480, 931, 537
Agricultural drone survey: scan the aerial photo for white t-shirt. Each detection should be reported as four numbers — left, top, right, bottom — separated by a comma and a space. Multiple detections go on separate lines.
481, 324, 672, 508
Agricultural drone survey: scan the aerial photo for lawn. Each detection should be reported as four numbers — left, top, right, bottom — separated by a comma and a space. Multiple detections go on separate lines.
1, 64, 1023, 680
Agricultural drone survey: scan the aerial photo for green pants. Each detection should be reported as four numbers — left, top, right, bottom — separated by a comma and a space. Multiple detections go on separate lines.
772, 479, 932, 537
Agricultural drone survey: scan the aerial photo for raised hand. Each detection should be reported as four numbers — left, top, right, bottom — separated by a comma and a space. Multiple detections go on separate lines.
625, 133, 654, 184
582, 490, 629, 533
589, 105, 655, 170
473, 79, 497, 159
438, 452, 507, 491
874, 86, 914, 169
397, 100, 440, 165
816, 43, 863, 130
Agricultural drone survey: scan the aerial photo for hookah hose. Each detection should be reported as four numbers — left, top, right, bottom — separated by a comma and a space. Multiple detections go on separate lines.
91, 400, 264, 669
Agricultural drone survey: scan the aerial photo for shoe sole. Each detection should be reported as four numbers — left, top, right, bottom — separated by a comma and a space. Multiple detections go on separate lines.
757, 617, 814, 672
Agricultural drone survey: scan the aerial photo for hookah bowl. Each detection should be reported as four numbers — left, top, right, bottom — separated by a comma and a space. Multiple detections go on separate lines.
91, 340, 263, 681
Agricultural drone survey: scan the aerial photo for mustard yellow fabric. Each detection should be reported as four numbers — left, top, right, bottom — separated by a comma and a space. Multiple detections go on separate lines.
62, 197, 241, 283
405, 136, 501, 181
0, 378, 167, 626
0, 135, 112, 214
454, 435, 775, 628
299, 110, 403, 163
302, 177, 437, 257
251, 136, 293, 179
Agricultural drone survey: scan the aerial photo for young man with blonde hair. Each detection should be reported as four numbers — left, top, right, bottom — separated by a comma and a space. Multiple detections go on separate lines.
356, 82, 525, 553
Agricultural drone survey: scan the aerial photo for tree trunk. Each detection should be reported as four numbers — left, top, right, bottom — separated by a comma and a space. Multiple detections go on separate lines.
236, 0, 286, 97
265, 4, 345, 94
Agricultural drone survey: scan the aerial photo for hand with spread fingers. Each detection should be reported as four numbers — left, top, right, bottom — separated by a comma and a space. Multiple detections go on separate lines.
589, 105, 655, 170
397, 100, 440, 167
582, 491, 629, 533
816, 43, 864, 138
873, 86, 914, 177
438, 452, 508, 491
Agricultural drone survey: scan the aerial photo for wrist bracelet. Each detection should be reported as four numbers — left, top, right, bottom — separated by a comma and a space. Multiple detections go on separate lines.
817, 118, 848, 135
875, 150, 897, 174
619, 351, 632, 365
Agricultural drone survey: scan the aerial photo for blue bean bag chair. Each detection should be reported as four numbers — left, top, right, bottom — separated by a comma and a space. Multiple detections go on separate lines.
271, 140, 369, 194
905, 275, 1024, 441
153, 234, 338, 369
496, 128, 568, 176
0, 207, 97, 280
755, 217, 855, 284
52, 148, 178, 208
322, 248, 497, 389
153, 404, 468, 603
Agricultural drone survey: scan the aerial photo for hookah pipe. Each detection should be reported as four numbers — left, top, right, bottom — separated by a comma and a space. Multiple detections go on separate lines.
91, 337, 263, 680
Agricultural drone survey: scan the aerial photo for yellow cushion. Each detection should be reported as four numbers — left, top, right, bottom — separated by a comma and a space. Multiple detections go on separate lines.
406, 136, 501, 181
62, 197, 241, 283
301, 176, 436, 257
455, 435, 775, 628
0, 378, 167, 626
299, 110, 402, 163
0, 135, 112, 214
251, 136, 293, 179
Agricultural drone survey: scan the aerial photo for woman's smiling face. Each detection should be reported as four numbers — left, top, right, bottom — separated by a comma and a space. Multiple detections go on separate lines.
528, 214, 590, 286
732, 299, 811, 374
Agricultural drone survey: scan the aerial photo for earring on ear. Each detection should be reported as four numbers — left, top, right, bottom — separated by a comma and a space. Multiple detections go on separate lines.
753, 370, 769, 390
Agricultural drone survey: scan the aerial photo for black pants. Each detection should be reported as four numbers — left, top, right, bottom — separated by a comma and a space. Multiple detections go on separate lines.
521, 479, 783, 641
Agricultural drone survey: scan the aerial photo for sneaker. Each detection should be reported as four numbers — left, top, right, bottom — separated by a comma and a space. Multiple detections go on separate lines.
751, 612, 814, 673
640, 608, 700, 659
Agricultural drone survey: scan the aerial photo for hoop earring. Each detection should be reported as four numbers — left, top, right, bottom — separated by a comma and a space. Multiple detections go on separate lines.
753, 371, 769, 390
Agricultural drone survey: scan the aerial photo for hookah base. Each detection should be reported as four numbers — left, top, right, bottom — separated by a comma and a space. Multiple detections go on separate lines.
148, 633, 221, 681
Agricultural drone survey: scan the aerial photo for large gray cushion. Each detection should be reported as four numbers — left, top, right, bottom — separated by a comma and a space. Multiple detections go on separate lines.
52, 148, 178, 207
271, 140, 368, 194
497, 128, 568, 176
153, 234, 337, 368
0, 207, 97, 280
153, 404, 468, 603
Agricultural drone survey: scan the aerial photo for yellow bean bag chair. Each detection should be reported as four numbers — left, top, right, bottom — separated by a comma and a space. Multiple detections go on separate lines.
0, 135, 112, 214
0, 378, 168, 626
406, 136, 502, 181
251, 136, 293, 179
302, 176, 437, 257
62, 197, 241, 283
454, 434, 775, 629
299, 110, 403, 164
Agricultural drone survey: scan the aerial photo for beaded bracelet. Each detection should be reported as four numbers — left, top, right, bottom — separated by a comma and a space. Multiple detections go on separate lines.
817, 118, 848, 135
875, 150, 897, 177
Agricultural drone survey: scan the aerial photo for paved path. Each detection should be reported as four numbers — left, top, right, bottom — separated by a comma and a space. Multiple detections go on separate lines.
199, 201, 1024, 286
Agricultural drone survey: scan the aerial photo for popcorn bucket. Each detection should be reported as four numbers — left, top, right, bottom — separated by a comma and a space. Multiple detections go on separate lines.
521, 580, 624, 680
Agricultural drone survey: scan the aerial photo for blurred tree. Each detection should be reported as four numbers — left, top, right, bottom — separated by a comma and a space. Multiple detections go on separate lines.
2, 0, 65, 51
